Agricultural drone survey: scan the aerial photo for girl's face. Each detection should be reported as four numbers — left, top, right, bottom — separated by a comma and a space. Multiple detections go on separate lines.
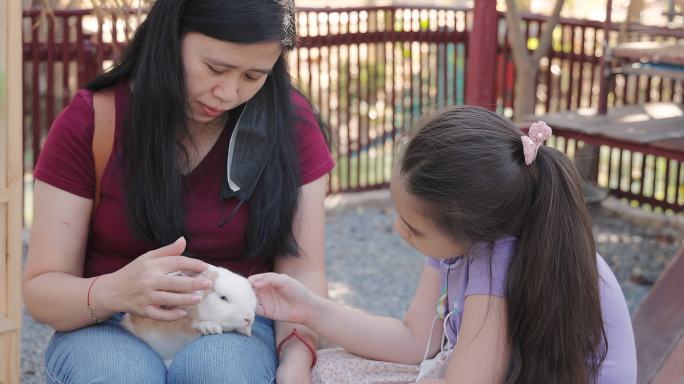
390, 175, 469, 259
181, 32, 283, 126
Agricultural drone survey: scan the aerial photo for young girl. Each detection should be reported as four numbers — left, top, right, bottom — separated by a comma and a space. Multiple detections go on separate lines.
249, 106, 637, 384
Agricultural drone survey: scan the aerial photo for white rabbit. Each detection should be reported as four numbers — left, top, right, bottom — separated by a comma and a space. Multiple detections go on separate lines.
121, 265, 257, 367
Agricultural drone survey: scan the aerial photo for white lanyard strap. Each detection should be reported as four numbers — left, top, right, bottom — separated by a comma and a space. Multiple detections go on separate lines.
422, 311, 456, 361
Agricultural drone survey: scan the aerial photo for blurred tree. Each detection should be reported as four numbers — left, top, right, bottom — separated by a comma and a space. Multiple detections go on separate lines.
619, 0, 645, 42
504, 0, 565, 119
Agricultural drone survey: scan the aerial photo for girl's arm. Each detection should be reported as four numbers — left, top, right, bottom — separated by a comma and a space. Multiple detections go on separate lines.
251, 264, 444, 365
441, 295, 509, 384
22, 181, 209, 331
310, 265, 443, 364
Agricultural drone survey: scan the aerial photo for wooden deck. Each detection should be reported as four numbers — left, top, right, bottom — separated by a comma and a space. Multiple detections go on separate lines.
611, 41, 684, 67
536, 102, 684, 162
632, 245, 684, 384
523, 101, 684, 212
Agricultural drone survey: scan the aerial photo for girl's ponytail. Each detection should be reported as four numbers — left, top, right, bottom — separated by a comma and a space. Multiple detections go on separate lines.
505, 148, 607, 384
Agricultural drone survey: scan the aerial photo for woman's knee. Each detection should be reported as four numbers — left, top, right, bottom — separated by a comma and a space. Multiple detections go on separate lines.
45, 320, 166, 383
168, 317, 277, 384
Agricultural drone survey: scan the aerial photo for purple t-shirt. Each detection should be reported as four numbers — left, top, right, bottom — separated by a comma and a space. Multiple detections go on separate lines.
426, 236, 637, 384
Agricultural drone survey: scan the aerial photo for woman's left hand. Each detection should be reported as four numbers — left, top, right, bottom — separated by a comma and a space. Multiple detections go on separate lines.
275, 344, 313, 384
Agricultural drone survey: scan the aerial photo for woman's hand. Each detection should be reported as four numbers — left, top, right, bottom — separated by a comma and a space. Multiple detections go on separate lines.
248, 272, 320, 325
96, 237, 212, 321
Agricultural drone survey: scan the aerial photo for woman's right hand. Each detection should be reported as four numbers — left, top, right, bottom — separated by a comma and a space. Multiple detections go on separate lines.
96, 237, 212, 321
248, 272, 319, 325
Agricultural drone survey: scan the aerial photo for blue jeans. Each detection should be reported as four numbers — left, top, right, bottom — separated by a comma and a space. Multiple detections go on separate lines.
45, 313, 277, 383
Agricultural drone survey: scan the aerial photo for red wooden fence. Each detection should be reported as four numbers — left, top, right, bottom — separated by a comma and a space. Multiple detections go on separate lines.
22, 6, 684, 210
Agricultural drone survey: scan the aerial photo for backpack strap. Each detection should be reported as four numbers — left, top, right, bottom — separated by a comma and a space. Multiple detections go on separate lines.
92, 89, 116, 213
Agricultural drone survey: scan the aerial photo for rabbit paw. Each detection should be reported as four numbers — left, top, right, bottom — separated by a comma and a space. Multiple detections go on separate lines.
194, 320, 223, 335
236, 325, 252, 337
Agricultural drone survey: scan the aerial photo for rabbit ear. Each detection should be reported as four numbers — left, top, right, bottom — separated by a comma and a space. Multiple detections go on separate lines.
198, 266, 219, 281
170, 270, 202, 278
168, 270, 194, 277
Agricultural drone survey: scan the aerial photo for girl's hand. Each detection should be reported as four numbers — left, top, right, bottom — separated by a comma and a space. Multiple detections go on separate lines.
97, 237, 212, 321
248, 272, 318, 325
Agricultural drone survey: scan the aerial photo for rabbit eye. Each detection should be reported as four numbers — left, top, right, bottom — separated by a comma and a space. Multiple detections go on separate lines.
220, 295, 230, 303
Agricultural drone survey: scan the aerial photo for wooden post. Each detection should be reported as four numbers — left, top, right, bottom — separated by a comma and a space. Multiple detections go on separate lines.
0, 0, 23, 383
579, 0, 612, 182
597, 0, 613, 115
465, 0, 498, 110
632, 245, 684, 383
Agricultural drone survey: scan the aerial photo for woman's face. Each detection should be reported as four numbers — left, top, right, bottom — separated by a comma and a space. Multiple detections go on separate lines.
181, 32, 283, 125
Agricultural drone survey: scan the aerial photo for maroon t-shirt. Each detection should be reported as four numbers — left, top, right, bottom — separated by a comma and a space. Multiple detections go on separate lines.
34, 83, 334, 277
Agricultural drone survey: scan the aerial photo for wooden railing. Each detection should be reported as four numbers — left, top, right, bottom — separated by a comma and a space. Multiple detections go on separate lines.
22, 6, 684, 210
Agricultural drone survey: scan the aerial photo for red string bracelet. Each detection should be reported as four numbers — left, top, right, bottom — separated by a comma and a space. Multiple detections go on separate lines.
87, 276, 104, 324
275, 328, 317, 368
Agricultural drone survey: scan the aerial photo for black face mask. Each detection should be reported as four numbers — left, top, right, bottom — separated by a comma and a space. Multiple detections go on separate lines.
218, 76, 278, 227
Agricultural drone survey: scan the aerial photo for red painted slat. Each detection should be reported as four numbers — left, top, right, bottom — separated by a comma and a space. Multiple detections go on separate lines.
20, 6, 684, 201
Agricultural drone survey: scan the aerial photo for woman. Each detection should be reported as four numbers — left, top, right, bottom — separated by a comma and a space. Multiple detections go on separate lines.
22, 0, 333, 382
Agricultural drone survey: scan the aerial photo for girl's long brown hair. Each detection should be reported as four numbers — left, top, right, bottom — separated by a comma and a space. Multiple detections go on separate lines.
399, 106, 607, 383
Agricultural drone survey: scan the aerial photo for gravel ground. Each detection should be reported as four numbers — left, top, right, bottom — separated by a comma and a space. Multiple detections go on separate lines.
20, 194, 684, 383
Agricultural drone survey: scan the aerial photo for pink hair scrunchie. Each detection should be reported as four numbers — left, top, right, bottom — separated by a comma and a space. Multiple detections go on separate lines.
521, 121, 552, 165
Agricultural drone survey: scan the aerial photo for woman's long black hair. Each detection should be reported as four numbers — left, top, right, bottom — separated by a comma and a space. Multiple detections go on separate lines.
87, 0, 301, 261
399, 106, 607, 383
